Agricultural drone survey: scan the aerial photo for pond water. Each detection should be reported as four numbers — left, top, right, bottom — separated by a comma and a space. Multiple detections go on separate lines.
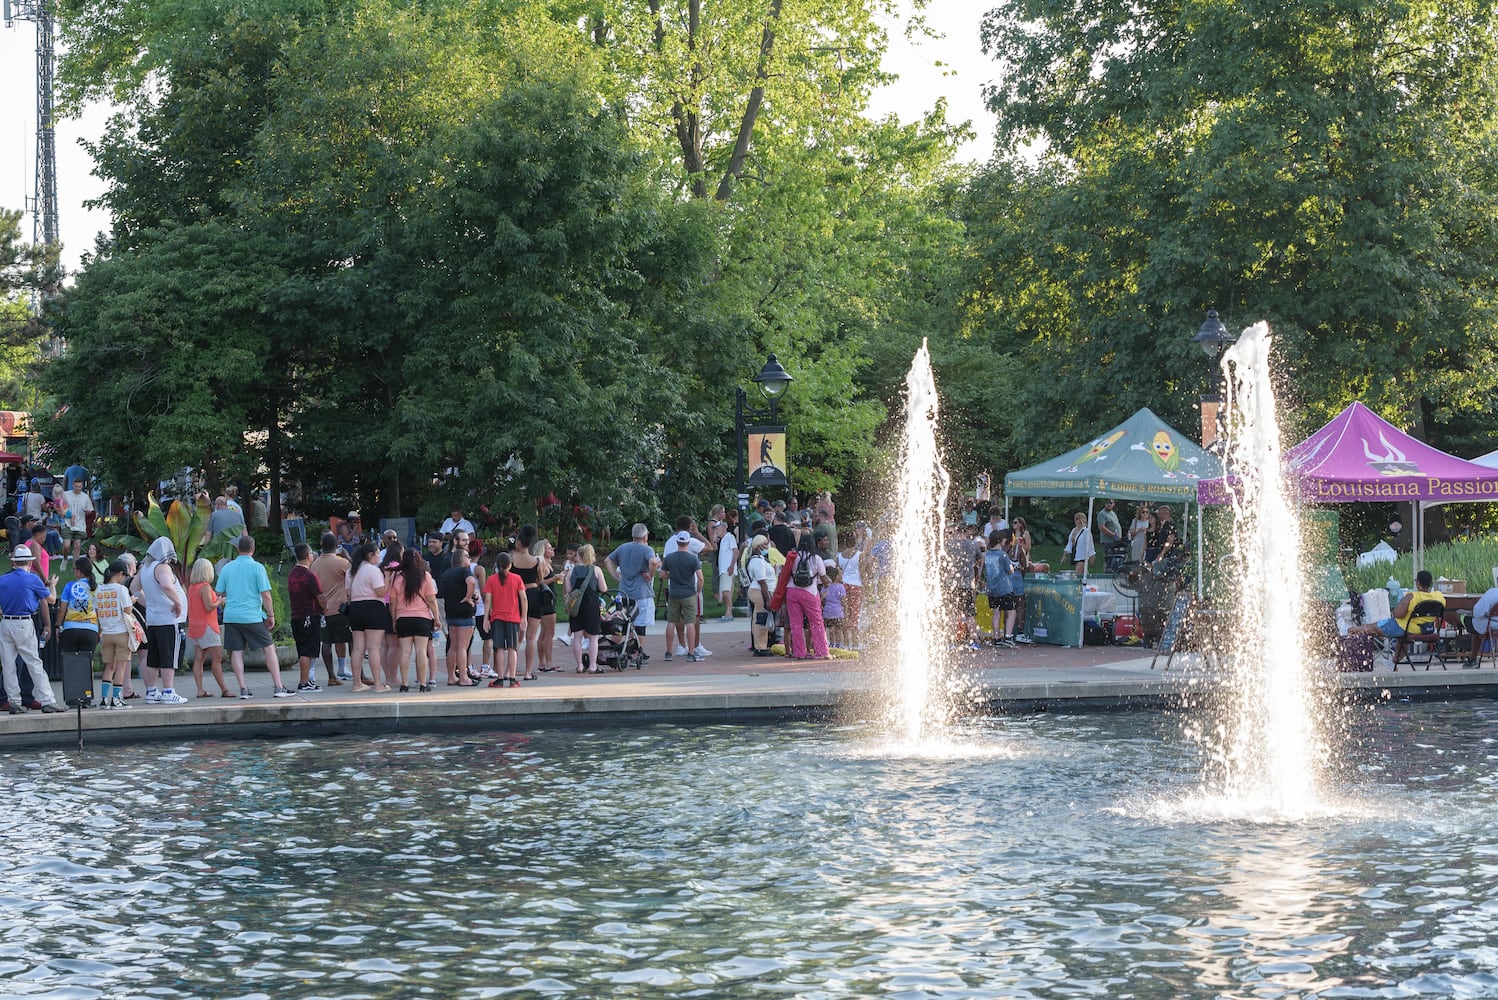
4, 701, 1498, 998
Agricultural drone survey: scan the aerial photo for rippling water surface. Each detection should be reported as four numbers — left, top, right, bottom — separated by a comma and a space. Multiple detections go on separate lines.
5, 702, 1498, 998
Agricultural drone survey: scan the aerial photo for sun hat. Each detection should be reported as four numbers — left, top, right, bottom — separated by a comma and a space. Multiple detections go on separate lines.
11, 545, 34, 562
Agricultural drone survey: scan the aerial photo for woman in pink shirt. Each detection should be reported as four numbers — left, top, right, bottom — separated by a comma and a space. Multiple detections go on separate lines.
389, 548, 439, 692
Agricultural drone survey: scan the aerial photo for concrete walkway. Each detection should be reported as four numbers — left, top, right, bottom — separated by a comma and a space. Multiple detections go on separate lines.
5, 619, 1497, 747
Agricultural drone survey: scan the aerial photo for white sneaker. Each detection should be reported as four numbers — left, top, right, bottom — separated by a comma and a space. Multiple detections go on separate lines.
693, 646, 713, 658
158, 690, 189, 705
111, 697, 128, 709
674, 645, 689, 657
143, 689, 162, 704
479, 664, 498, 678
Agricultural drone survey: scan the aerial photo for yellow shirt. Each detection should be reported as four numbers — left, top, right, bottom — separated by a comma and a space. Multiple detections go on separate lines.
1396, 589, 1445, 632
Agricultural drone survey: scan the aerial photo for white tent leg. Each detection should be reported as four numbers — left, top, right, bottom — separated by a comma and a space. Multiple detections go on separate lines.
1195, 502, 1203, 599
1080, 496, 1095, 648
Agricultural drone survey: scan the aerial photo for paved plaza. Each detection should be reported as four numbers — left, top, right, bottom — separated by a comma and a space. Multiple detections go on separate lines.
4, 618, 1497, 748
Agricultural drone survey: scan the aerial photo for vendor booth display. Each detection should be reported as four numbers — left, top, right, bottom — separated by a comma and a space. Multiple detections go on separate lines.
1198, 401, 1498, 570
1005, 408, 1223, 647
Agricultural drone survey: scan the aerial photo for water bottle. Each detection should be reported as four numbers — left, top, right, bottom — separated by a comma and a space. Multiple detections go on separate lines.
1387, 576, 1401, 606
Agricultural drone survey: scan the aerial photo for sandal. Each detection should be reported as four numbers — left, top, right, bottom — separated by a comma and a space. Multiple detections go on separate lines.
220, 691, 236, 698
523, 674, 537, 681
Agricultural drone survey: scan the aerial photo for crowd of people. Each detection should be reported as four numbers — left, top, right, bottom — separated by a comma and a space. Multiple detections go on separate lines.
0, 470, 1215, 713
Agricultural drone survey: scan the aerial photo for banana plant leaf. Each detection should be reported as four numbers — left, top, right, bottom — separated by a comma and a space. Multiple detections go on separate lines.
102, 493, 246, 571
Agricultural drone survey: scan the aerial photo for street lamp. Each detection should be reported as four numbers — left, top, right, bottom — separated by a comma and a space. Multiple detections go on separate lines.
1191, 309, 1236, 450
734, 353, 794, 553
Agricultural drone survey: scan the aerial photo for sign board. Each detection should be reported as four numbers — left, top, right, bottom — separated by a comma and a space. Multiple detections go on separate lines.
1156, 592, 1192, 654
745, 426, 788, 487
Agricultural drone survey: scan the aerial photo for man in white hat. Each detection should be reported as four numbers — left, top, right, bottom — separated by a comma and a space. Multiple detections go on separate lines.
0, 546, 64, 714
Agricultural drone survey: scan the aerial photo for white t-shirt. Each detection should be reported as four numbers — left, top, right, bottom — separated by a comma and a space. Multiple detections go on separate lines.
62, 490, 93, 531
440, 517, 476, 536
717, 536, 738, 576
837, 551, 863, 588
747, 553, 774, 590
95, 582, 133, 635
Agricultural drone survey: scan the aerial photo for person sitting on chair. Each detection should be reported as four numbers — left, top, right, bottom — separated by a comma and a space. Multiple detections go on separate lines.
1460, 586, 1498, 668
1349, 570, 1445, 643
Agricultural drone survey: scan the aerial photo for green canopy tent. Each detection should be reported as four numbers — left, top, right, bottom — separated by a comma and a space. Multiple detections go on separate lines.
1004, 409, 1222, 642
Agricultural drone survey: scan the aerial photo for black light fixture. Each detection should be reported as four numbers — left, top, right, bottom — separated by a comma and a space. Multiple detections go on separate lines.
751, 353, 793, 400
1192, 309, 1236, 451
1190, 309, 1234, 364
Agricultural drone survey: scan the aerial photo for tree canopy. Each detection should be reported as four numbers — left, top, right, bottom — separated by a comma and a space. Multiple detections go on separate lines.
43, 0, 968, 526
965, 0, 1498, 467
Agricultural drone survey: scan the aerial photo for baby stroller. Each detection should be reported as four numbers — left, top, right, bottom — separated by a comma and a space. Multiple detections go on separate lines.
595, 592, 645, 671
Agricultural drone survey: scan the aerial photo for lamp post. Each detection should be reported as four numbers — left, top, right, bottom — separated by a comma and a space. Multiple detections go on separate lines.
1190, 309, 1236, 450
734, 353, 794, 546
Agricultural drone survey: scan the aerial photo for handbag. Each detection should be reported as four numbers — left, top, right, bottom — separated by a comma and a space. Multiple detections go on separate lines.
127, 616, 145, 652
564, 567, 593, 617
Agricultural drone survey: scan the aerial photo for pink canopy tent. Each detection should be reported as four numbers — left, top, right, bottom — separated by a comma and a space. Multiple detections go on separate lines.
1199, 402, 1498, 570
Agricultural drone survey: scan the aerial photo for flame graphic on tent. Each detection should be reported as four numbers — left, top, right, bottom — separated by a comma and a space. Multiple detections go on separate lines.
1363, 430, 1424, 477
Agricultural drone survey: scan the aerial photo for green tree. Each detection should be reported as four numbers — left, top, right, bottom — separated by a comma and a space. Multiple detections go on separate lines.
41, 219, 288, 499
972, 0, 1498, 458
0, 209, 61, 405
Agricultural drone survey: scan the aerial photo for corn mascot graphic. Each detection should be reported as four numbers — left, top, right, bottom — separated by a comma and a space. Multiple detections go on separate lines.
1059, 430, 1126, 473
1149, 431, 1180, 478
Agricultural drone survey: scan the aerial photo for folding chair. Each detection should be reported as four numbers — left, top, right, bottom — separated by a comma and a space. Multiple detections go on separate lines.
1391, 599, 1448, 671
379, 517, 417, 550
277, 517, 307, 570
1474, 615, 1498, 670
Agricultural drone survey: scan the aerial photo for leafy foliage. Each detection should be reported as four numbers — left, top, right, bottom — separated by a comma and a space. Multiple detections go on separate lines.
969, 0, 1498, 467
103, 491, 246, 565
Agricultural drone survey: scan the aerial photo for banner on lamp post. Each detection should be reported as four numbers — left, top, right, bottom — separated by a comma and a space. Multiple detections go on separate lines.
745, 426, 788, 487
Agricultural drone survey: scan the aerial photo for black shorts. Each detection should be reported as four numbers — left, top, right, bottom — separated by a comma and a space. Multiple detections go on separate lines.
475, 615, 491, 641
291, 615, 322, 658
146, 623, 183, 671
396, 616, 434, 639
493, 620, 519, 649
989, 593, 1017, 611
322, 612, 352, 645
349, 600, 388, 633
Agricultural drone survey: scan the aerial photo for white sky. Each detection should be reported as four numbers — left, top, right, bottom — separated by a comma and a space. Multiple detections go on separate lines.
0, 1, 998, 275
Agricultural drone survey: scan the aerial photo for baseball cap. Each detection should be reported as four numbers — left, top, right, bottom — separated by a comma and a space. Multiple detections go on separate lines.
348, 510, 361, 519
11, 545, 34, 562
671, 531, 692, 547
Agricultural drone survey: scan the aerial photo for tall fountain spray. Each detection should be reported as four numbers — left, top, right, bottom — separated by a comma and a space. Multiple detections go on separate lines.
1207, 321, 1326, 816
886, 340, 954, 744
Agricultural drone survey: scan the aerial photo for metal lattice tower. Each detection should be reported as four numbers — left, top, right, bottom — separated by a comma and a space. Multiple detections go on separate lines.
5, 0, 59, 253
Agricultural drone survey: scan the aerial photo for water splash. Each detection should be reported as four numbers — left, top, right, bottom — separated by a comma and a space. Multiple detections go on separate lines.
1191, 321, 1327, 819
884, 340, 955, 744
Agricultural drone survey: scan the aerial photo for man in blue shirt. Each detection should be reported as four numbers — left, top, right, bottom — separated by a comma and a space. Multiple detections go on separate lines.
0, 546, 63, 713
606, 523, 660, 635
216, 534, 293, 698
1461, 587, 1498, 668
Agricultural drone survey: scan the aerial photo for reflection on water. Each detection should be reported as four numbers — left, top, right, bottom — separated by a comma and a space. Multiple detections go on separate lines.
3, 704, 1498, 997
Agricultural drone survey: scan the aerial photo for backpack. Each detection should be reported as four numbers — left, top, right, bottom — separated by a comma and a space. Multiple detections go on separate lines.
737, 555, 754, 590
792, 554, 814, 588
564, 566, 593, 617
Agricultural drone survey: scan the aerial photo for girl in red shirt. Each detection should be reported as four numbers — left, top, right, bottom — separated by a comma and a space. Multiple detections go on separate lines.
483, 553, 527, 688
